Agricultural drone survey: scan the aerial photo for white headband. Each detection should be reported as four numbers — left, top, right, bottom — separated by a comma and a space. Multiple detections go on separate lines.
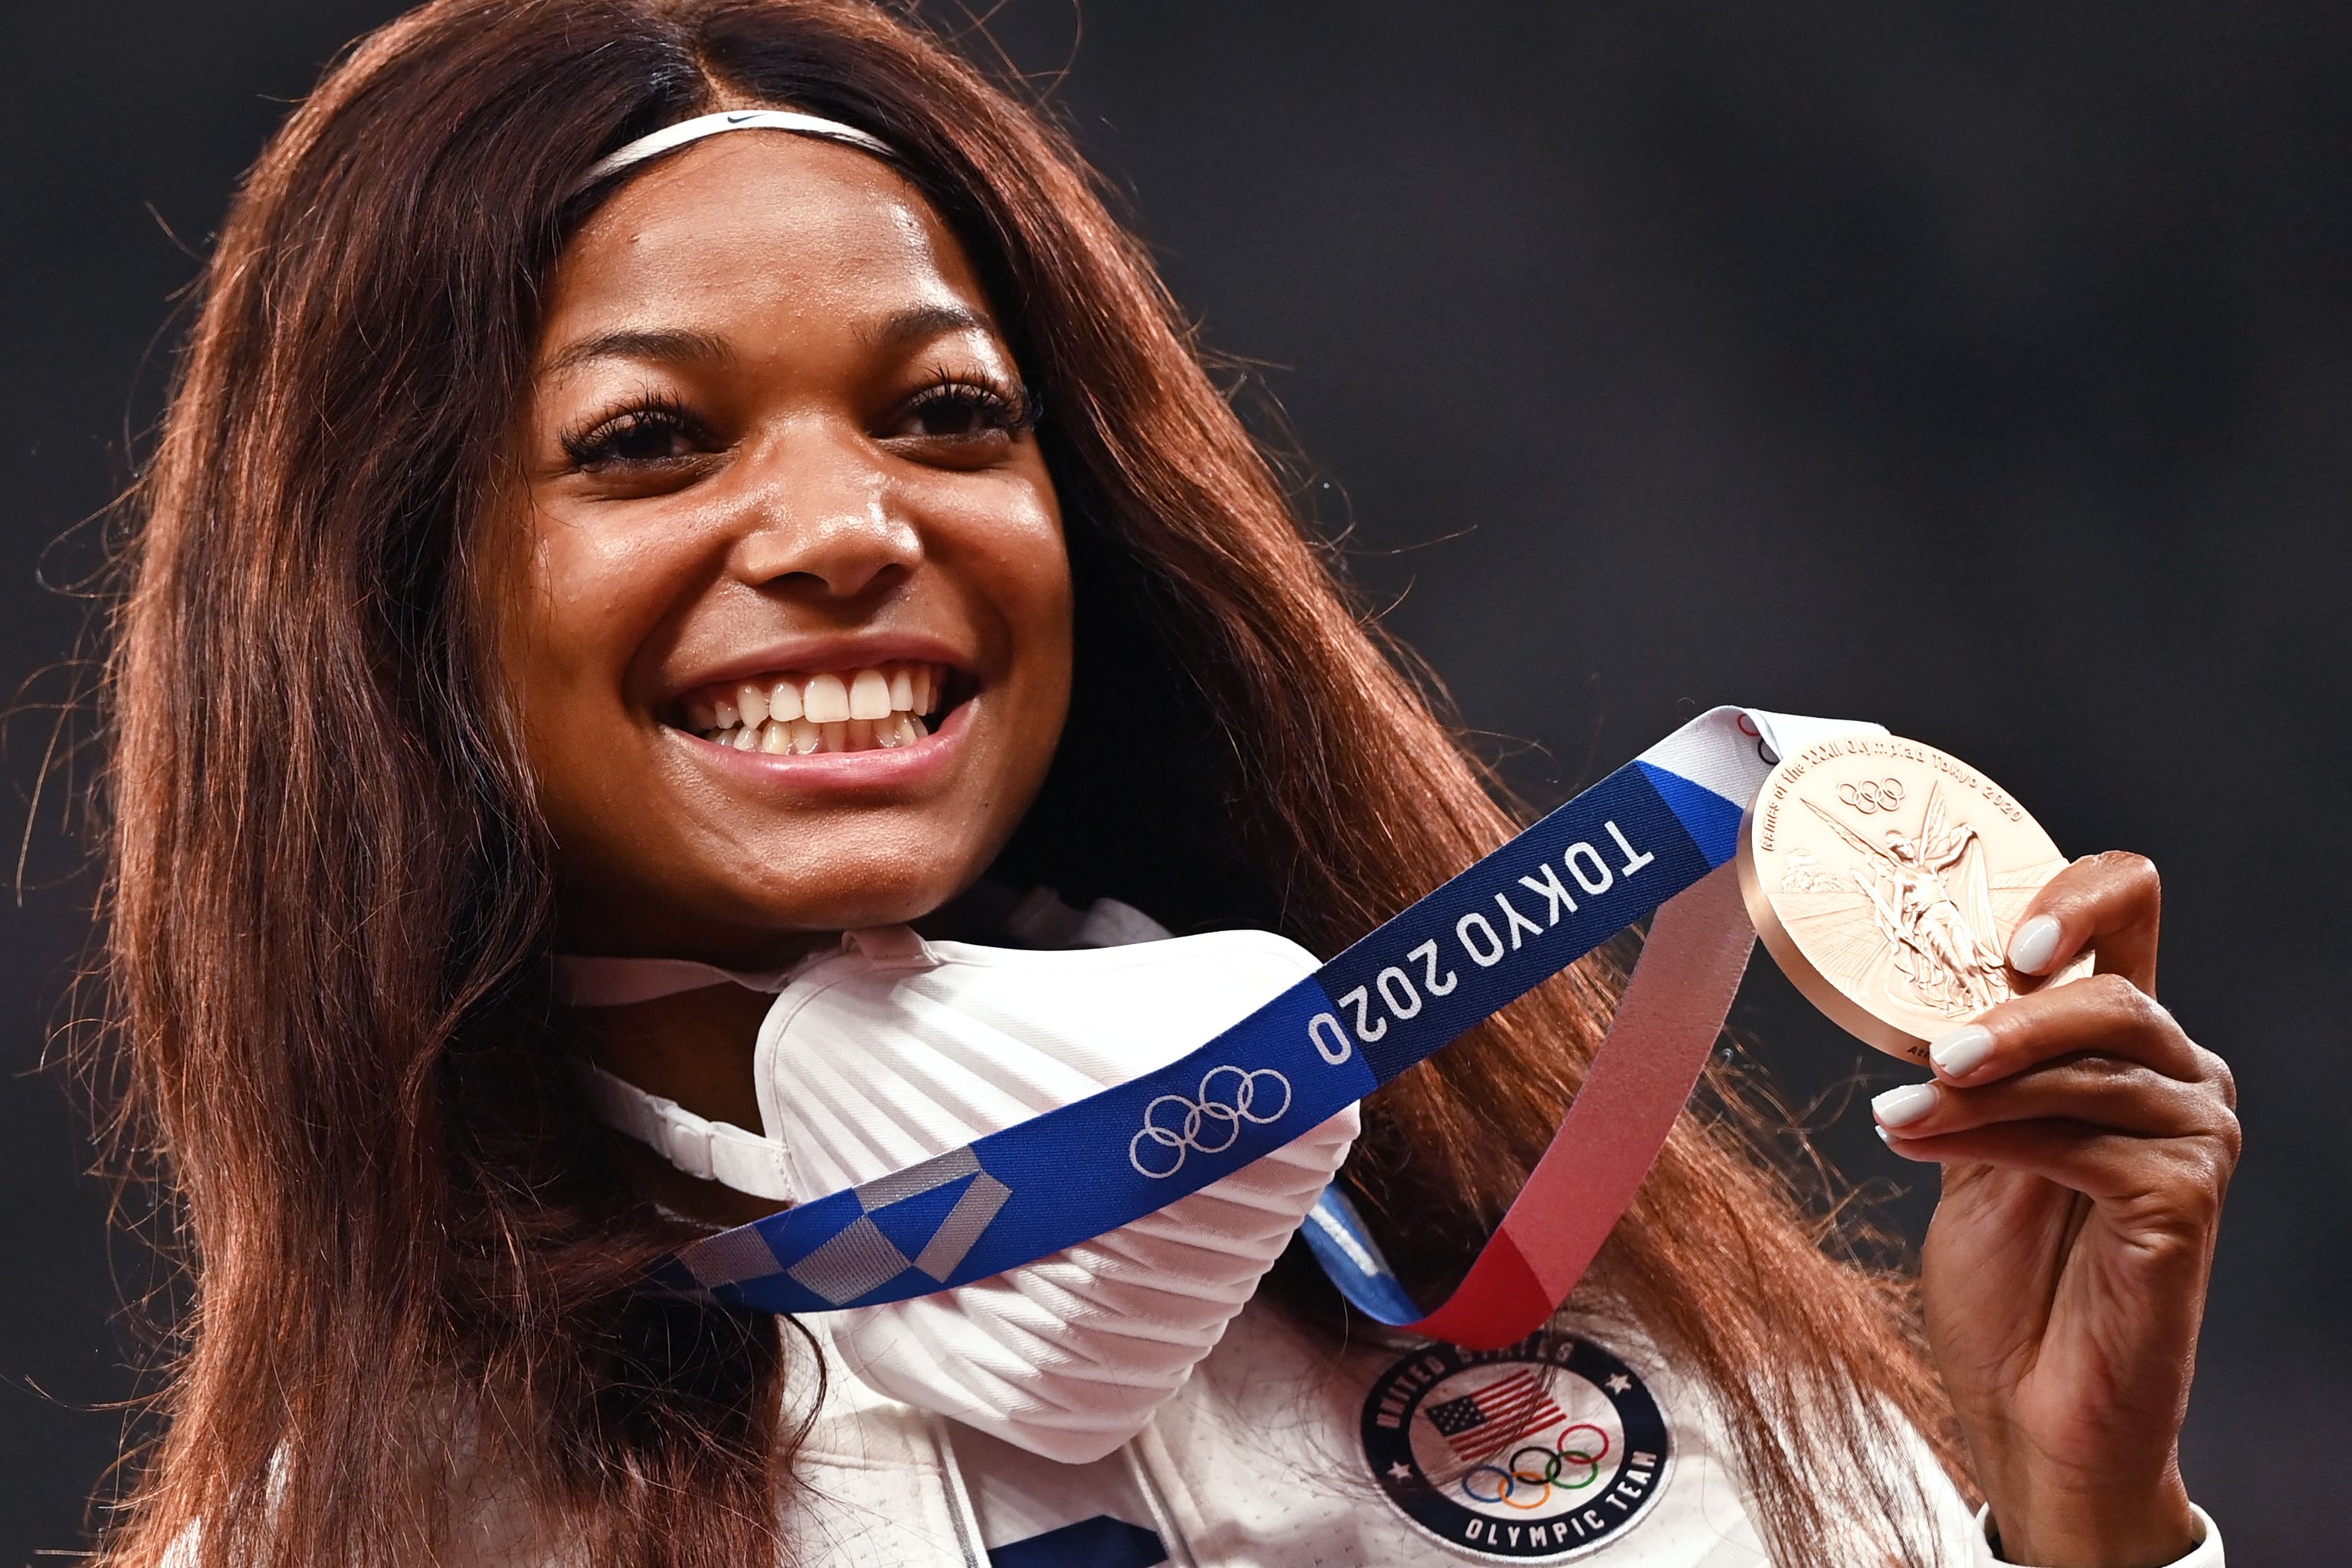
575, 108, 898, 193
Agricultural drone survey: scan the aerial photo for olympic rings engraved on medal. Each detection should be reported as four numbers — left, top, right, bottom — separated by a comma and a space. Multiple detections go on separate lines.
1456, 1423, 1612, 1509
1837, 776, 1906, 815
1128, 1065, 1294, 1179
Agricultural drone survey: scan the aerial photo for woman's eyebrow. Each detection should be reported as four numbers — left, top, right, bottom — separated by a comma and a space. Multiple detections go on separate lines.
862, 303, 996, 352
538, 326, 733, 380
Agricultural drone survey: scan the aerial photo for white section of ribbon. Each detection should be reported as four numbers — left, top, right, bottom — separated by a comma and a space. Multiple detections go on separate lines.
1750, 707, 1889, 764
1635, 704, 1885, 804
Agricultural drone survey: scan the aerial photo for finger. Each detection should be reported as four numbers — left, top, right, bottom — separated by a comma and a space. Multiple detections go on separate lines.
1876, 1117, 2236, 1219
1924, 970, 2213, 1087
2009, 850, 2161, 992
1870, 1058, 2229, 1143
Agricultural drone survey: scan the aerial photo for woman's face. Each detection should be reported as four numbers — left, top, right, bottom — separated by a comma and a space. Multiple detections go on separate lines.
494, 133, 1071, 964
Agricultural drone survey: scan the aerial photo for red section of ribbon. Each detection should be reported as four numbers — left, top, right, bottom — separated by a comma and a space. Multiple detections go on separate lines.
1400, 863, 1757, 1350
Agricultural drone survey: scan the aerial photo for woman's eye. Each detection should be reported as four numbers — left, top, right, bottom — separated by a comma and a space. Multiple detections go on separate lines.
562, 405, 711, 472
891, 382, 1028, 444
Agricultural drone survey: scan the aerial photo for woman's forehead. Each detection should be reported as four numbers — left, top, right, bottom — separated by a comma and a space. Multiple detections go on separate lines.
537, 134, 997, 364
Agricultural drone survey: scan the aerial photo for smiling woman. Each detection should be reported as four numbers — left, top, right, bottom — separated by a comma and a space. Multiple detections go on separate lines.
503, 129, 1071, 962
82, 2, 2232, 1567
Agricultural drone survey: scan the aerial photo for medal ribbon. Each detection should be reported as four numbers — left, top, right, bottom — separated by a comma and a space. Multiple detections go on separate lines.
664, 707, 1878, 1349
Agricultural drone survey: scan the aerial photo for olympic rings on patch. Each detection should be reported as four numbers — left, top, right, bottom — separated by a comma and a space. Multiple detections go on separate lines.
1128, 1065, 1293, 1178
1551, 1423, 1608, 1489
1453, 1422, 1612, 1509
1837, 776, 1906, 815
1504, 1447, 1561, 1509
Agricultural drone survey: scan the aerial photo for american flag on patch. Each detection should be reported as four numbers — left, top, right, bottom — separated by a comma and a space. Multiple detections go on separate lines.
1421, 1370, 1566, 1465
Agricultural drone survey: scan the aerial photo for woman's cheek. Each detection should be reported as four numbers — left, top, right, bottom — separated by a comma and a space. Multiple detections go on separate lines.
507, 502, 671, 841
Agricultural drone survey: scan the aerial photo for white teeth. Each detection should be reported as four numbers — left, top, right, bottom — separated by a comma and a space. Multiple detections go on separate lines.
700, 706, 927, 753
848, 669, 891, 720
803, 673, 851, 724
688, 661, 949, 753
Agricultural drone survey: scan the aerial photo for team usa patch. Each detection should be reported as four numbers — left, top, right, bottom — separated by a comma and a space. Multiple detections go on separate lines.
1361, 1335, 1670, 1561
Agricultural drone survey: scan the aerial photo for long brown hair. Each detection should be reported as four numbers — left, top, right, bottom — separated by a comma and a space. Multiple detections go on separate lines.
90, 2, 1967, 1563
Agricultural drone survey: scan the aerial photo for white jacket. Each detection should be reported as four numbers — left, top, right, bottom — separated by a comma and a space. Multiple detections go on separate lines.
543, 895, 2224, 1567
182, 1288, 2226, 1568
718, 1297, 2222, 1568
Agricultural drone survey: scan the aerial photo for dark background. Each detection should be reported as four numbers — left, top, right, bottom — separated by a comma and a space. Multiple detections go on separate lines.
5, 2, 2347, 1560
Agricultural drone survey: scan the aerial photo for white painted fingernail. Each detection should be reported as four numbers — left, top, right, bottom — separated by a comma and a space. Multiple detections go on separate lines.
1875, 1124, 1895, 1145
1930, 1025, 1996, 1078
1871, 1082, 1940, 1128
2009, 914, 2064, 976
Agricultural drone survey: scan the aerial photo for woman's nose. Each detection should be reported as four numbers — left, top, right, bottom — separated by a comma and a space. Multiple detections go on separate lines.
725, 424, 921, 601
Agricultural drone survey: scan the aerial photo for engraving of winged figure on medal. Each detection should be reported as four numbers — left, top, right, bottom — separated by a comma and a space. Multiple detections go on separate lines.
1736, 734, 2093, 1061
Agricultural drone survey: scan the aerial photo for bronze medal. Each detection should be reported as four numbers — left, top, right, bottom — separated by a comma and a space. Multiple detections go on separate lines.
1735, 732, 2091, 1061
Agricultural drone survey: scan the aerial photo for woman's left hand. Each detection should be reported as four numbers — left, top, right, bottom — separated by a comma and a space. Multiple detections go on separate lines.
1871, 851, 2238, 1568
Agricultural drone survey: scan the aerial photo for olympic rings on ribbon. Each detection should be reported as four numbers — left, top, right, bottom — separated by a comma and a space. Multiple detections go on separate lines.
1128, 1065, 1293, 1178
1836, 776, 1906, 815
1455, 1423, 1612, 1509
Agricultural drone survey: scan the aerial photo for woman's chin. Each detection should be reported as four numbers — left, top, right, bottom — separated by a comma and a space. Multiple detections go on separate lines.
712, 861, 974, 945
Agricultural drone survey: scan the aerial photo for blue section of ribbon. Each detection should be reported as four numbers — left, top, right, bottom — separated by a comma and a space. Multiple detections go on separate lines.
867, 1169, 978, 1257
1317, 759, 1714, 1086
706, 976, 1365, 1314
1301, 1185, 1420, 1323
989, 1516, 1167, 1568
1634, 758, 1745, 868
694, 753, 1740, 1317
